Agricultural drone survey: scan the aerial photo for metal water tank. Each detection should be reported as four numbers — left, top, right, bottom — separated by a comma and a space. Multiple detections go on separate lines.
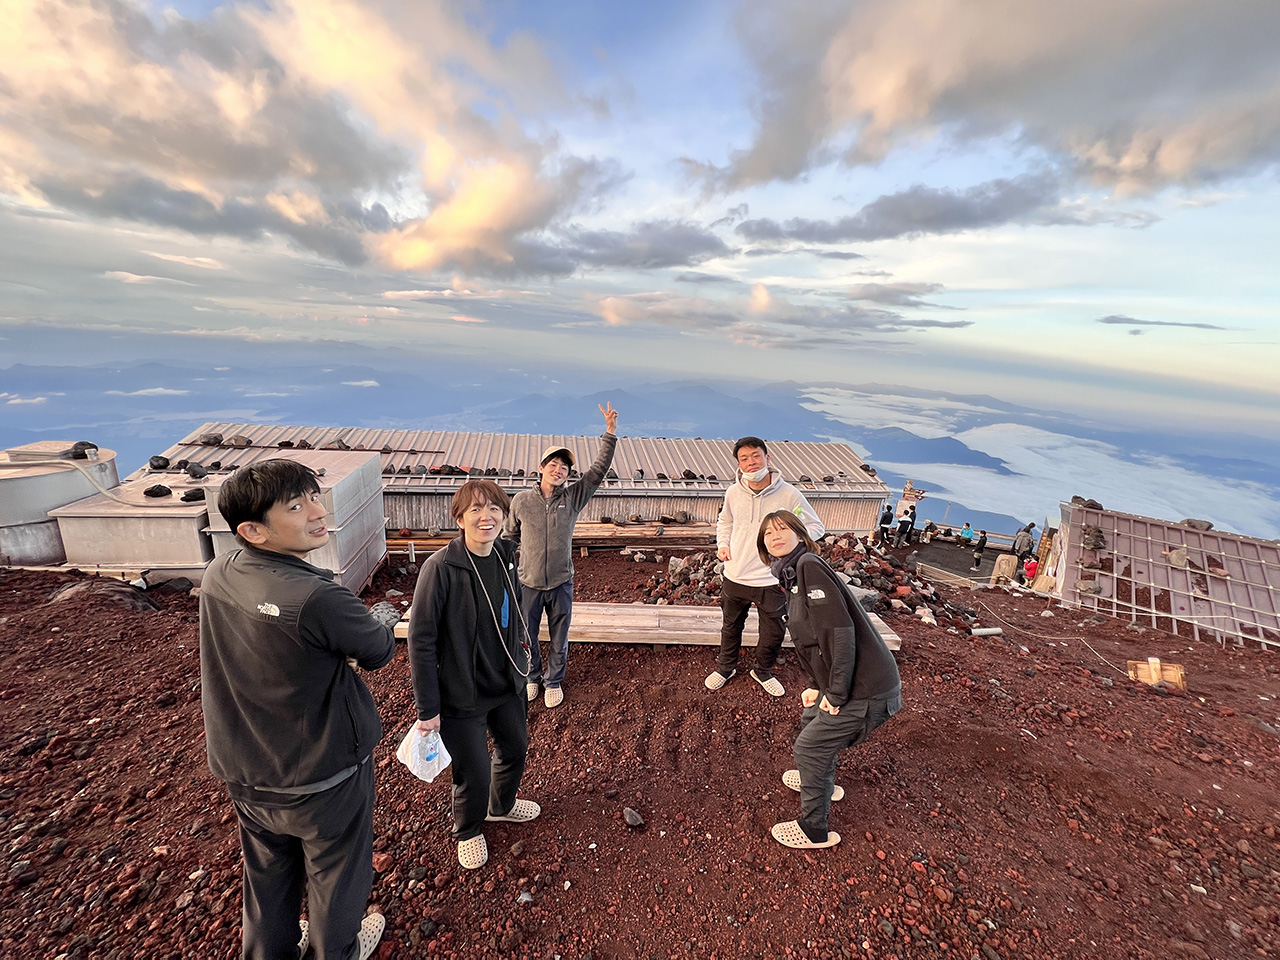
0, 442, 121, 564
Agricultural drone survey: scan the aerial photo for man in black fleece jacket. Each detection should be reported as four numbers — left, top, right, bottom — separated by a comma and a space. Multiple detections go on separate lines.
200, 459, 395, 960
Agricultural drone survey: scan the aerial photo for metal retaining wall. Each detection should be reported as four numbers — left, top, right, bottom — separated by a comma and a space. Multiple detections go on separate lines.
1058, 504, 1280, 648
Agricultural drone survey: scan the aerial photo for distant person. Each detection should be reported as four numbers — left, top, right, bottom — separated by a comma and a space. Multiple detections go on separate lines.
504, 402, 618, 708
410, 480, 540, 871
958, 522, 974, 547
757, 510, 902, 849
893, 504, 916, 547
200, 459, 394, 960
921, 519, 938, 543
706, 436, 825, 697
1013, 523, 1036, 563
1023, 556, 1039, 583
970, 530, 988, 572
877, 504, 895, 547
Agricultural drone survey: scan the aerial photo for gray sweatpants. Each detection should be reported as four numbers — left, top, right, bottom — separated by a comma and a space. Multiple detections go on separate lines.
793, 694, 901, 842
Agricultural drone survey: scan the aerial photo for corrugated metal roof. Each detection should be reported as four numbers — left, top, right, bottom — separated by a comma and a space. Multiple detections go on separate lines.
130, 422, 891, 499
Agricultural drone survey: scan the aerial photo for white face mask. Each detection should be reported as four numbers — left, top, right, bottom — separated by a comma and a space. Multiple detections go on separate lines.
741, 466, 769, 483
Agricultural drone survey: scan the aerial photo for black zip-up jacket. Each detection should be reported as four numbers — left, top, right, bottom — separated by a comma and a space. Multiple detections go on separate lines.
199, 547, 395, 792
409, 537, 526, 720
783, 552, 902, 711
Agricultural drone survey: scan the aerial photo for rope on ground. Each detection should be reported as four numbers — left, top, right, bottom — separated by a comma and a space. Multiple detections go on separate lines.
972, 599, 1082, 641
1076, 637, 1130, 677
972, 599, 1130, 677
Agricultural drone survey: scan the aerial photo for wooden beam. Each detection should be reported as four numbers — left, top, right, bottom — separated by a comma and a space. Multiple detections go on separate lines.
384, 522, 717, 556
394, 601, 901, 651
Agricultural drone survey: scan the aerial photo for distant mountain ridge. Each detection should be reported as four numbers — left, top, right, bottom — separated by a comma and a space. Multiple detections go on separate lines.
4, 338, 1277, 538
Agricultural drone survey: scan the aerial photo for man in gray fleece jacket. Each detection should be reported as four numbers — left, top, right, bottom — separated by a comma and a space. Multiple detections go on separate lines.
504, 402, 618, 708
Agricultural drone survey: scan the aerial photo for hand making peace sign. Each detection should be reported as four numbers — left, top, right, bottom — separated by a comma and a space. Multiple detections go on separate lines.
599, 401, 618, 435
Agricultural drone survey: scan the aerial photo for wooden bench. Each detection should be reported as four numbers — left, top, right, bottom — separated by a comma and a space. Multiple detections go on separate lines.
394, 601, 901, 651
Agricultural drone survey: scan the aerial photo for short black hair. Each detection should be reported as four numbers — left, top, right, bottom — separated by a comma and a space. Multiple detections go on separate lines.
733, 436, 768, 458
219, 459, 321, 546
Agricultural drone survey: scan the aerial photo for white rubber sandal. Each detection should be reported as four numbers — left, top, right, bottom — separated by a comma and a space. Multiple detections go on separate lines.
458, 834, 488, 869
771, 820, 841, 849
486, 798, 541, 823
543, 685, 564, 708
750, 669, 785, 697
297, 919, 309, 956
704, 668, 735, 690
526, 681, 539, 702
781, 768, 845, 801
355, 913, 385, 960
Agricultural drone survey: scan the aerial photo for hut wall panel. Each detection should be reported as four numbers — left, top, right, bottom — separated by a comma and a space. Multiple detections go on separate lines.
386, 491, 883, 534
386, 494, 459, 532
1061, 504, 1280, 647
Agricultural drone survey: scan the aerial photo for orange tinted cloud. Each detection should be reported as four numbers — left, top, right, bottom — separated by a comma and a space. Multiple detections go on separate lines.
375, 162, 557, 271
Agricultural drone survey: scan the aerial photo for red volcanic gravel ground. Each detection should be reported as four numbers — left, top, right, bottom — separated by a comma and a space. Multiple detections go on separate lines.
2, 552, 1278, 960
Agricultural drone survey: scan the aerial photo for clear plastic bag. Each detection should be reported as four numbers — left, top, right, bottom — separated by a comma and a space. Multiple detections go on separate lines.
395, 726, 451, 782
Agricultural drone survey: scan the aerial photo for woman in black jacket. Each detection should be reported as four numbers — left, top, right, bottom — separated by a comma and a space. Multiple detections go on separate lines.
758, 510, 903, 849
971, 530, 988, 572
409, 480, 539, 870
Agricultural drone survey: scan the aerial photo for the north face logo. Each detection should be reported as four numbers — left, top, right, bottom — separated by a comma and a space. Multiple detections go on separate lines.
257, 602, 281, 617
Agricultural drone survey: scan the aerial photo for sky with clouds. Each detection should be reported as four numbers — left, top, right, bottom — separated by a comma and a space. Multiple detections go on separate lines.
2, 0, 1279, 441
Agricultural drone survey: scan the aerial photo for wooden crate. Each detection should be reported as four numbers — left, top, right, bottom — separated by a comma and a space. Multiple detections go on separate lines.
1029, 572, 1057, 592
1127, 657, 1187, 691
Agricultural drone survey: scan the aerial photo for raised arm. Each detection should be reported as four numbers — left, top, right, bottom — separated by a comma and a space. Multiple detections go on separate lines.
567, 409, 618, 509
599, 401, 618, 436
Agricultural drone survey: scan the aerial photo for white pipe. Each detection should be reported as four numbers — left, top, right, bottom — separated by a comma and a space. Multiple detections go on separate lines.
0, 456, 175, 507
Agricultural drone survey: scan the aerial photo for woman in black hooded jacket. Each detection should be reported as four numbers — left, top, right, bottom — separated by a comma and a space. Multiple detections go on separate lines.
758, 510, 903, 849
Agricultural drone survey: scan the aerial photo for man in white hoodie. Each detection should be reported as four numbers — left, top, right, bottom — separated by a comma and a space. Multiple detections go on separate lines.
706, 437, 825, 697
